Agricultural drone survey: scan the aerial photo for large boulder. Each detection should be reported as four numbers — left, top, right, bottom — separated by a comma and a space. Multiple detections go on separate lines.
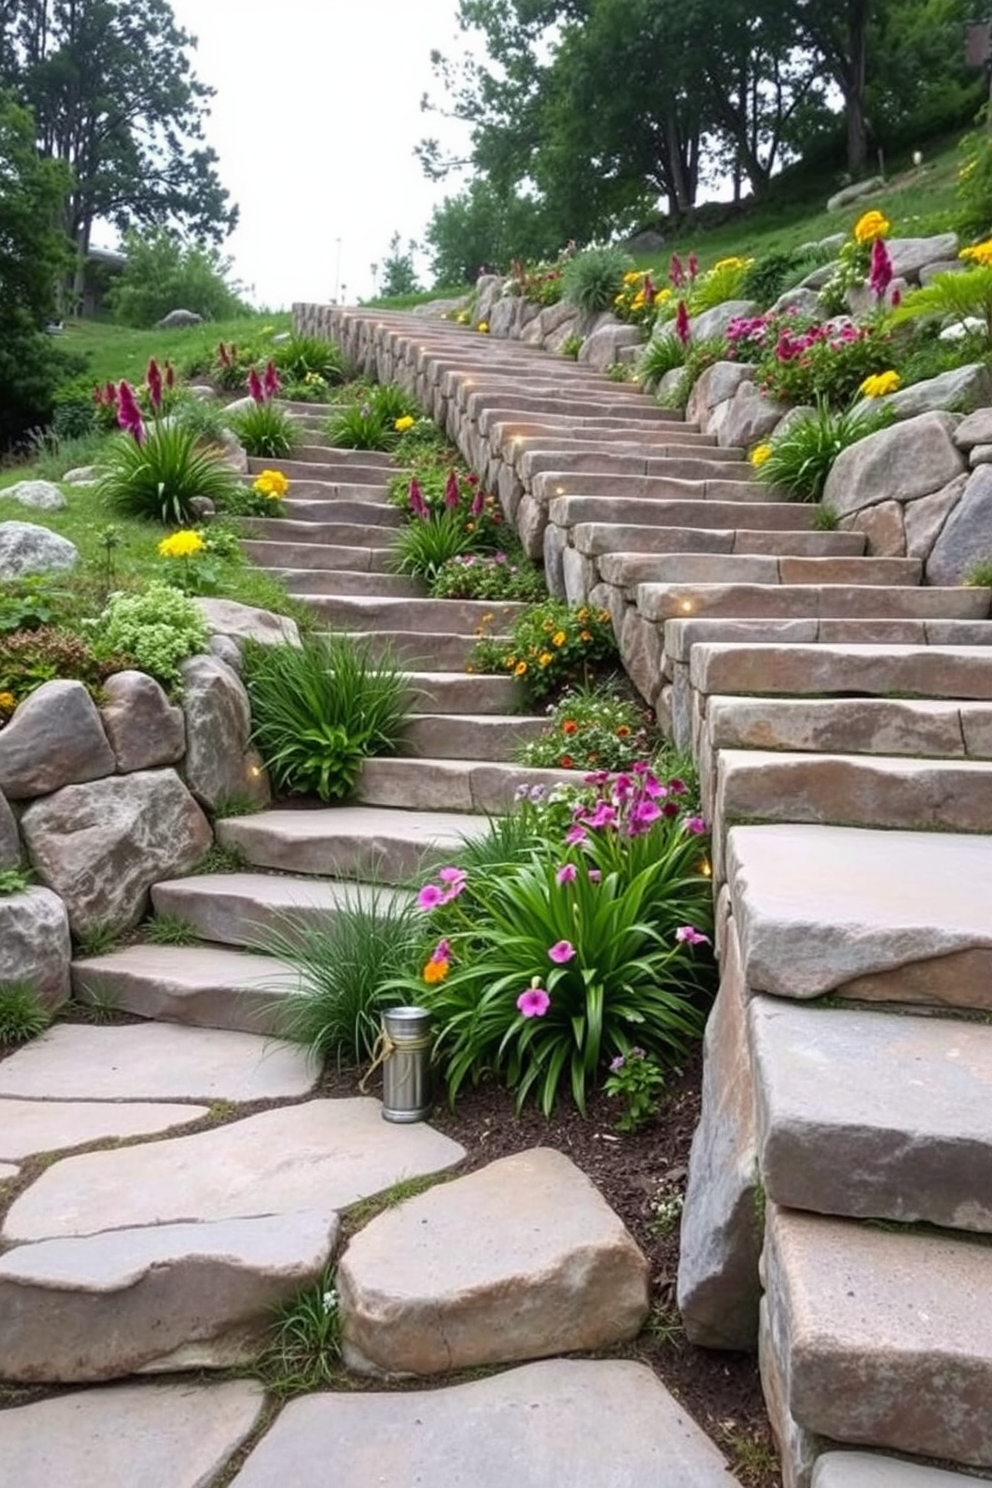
685, 361, 755, 425
926, 465, 992, 585
0, 789, 19, 869
826, 177, 884, 211
0, 887, 71, 1010
711, 380, 788, 449
19, 769, 212, 935
193, 598, 300, 649
690, 300, 759, 343
855, 364, 992, 424
0, 522, 78, 578
578, 321, 643, 371
99, 672, 185, 773
180, 655, 270, 813
0, 682, 115, 800
886, 234, 960, 283
2, 481, 66, 512
904, 474, 968, 560
156, 309, 203, 328
823, 411, 966, 519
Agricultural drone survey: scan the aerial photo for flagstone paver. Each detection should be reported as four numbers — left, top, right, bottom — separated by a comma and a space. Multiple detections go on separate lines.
0, 1098, 208, 1161
813, 1453, 992, 1487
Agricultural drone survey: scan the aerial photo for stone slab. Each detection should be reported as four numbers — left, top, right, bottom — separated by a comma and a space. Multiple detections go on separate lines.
0, 1161, 18, 1180
549, 496, 818, 532
0, 1098, 208, 1161
750, 997, 992, 1229
229, 1359, 737, 1488
0, 1210, 338, 1380
727, 824, 992, 1005
151, 872, 412, 949
338, 1147, 649, 1375
813, 1453, 992, 1487
3, 1099, 465, 1241
689, 642, 992, 700
705, 696, 970, 758
0, 1022, 319, 1102
0, 1379, 265, 1488
639, 585, 988, 624
763, 1205, 992, 1468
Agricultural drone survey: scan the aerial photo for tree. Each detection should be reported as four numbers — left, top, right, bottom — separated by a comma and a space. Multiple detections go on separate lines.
425, 178, 562, 284
0, 0, 237, 307
0, 87, 80, 447
106, 227, 250, 327
378, 232, 420, 298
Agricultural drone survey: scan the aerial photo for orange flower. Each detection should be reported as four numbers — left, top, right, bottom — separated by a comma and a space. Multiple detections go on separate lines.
423, 958, 450, 984
562, 720, 578, 735
580, 630, 593, 642
514, 661, 528, 676
616, 725, 631, 738
560, 755, 574, 769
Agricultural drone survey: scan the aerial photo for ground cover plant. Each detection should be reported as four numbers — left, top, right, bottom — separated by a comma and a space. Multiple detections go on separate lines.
227, 362, 299, 458
519, 679, 661, 772
472, 599, 618, 702
749, 399, 895, 502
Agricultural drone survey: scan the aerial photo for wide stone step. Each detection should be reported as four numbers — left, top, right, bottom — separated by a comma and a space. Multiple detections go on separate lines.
637, 584, 989, 624
762, 1203, 992, 1472
240, 516, 397, 548
401, 712, 546, 761
333, 630, 498, 669
602, 553, 919, 590
266, 569, 419, 598
152, 872, 412, 950
751, 996, 992, 1230
216, 804, 487, 882
281, 498, 401, 526
689, 642, 992, 700
248, 456, 396, 483
725, 822, 992, 1009
354, 757, 576, 813
663, 618, 992, 666
469, 391, 683, 423
572, 523, 866, 558
338, 1148, 649, 1376
240, 540, 397, 572
70, 944, 301, 1035
240, 475, 391, 502
495, 423, 727, 452
812, 1453, 992, 1487
704, 695, 992, 759
520, 450, 749, 484
537, 471, 766, 504
401, 670, 524, 715
298, 595, 526, 634
227, 1360, 736, 1488
551, 495, 821, 531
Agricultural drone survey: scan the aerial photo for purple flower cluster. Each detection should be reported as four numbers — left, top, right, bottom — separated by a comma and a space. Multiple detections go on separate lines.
564, 763, 696, 843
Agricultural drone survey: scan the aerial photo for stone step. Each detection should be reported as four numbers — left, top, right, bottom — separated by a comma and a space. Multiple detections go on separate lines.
401, 670, 524, 715
298, 595, 526, 634
663, 618, 992, 666
601, 553, 920, 591
572, 523, 867, 559
281, 498, 402, 526
520, 448, 749, 482
240, 540, 397, 572
70, 944, 302, 1035
246, 478, 394, 504
812, 1452, 992, 1487
470, 392, 687, 425
689, 642, 992, 700
329, 629, 496, 669
216, 804, 488, 882
266, 569, 419, 598
724, 822, 992, 1009
247, 455, 396, 483
761, 1203, 992, 1473
354, 757, 576, 813
492, 420, 724, 450
240, 516, 397, 548
704, 695, 992, 759
338, 1149, 649, 1376
637, 584, 989, 625
537, 471, 766, 504
226, 1360, 736, 1488
151, 872, 412, 950
750, 995, 992, 1231
551, 495, 821, 531
401, 712, 546, 761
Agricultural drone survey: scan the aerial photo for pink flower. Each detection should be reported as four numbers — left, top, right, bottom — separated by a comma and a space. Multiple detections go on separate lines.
565, 824, 587, 846
687, 252, 699, 281
669, 252, 685, 288
444, 469, 460, 509
417, 884, 445, 910
549, 940, 576, 963
581, 803, 616, 830
869, 237, 893, 302
684, 816, 707, 835
675, 926, 711, 947
627, 800, 662, 834
429, 938, 451, 964
470, 484, 485, 518
116, 380, 145, 444
675, 300, 691, 346
588, 869, 602, 883
517, 986, 551, 1018
146, 358, 162, 413
555, 863, 577, 884
263, 359, 281, 397
668, 777, 687, 796
248, 368, 265, 404
408, 478, 428, 519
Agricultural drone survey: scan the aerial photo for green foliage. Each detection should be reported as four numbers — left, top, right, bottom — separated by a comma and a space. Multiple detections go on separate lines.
391, 508, 474, 580
0, 982, 51, 1046
144, 913, 200, 946
271, 336, 348, 386
0, 576, 73, 634
378, 232, 420, 298
956, 129, 992, 242
966, 559, 992, 588
227, 400, 298, 459
259, 889, 426, 1066
638, 332, 687, 385
240, 634, 409, 801
259, 1269, 342, 1395
325, 384, 415, 451
96, 423, 242, 524
51, 384, 97, 441
519, 681, 659, 772
756, 319, 895, 407
560, 334, 584, 359
811, 504, 841, 532
94, 583, 209, 686
472, 599, 618, 702
73, 922, 120, 958
0, 626, 127, 704
0, 868, 31, 895
887, 265, 992, 348
401, 768, 714, 1114
659, 337, 727, 409
424, 178, 561, 285
603, 1046, 667, 1132
688, 255, 752, 312
753, 401, 895, 502
429, 551, 546, 602
561, 245, 634, 313
738, 247, 830, 308
193, 841, 247, 875
107, 229, 249, 328
171, 395, 227, 444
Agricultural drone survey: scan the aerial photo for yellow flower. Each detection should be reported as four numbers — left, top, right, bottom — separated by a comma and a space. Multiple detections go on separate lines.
960, 239, 992, 267
253, 469, 290, 499
655, 287, 672, 302
538, 651, 553, 667
0, 691, 15, 710
158, 530, 205, 559
514, 661, 528, 677
622, 270, 642, 284
712, 256, 749, 272
394, 415, 415, 432
960, 159, 978, 180
631, 291, 645, 308
423, 958, 449, 985
457, 310, 470, 324
505, 655, 517, 669
552, 630, 566, 647
750, 443, 773, 467
476, 321, 490, 333
859, 370, 901, 398
853, 209, 891, 244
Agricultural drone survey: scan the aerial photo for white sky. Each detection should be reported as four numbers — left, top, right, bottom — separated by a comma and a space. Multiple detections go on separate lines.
153, 0, 474, 308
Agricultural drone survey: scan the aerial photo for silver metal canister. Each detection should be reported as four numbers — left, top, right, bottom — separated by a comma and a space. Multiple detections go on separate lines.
380, 1006, 433, 1123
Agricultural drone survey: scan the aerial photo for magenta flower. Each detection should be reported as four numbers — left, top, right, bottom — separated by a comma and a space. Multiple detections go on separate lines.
668, 252, 685, 288
116, 380, 145, 444
869, 237, 893, 302
517, 986, 551, 1018
430, 938, 451, 964
675, 925, 711, 947
549, 940, 576, 963
668, 777, 687, 796
581, 802, 616, 830
146, 358, 162, 414
555, 863, 577, 885
417, 884, 445, 910
627, 800, 662, 834
684, 816, 707, 835
675, 300, 691, 346
643, 273, 656, 307
443, 469, 460, 510
248, 367, 265, 404
687, 252, 699, 281
470, 484, 485, 518
438, 866, 465, 884
408, 477, 428, 519
588, 869, 602, 883
263, 359, 281, 397
565, 824, 587, 846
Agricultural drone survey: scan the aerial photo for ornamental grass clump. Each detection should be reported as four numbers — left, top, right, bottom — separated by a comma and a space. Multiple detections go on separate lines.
561, 244, 634, 313
326, 383, 416, 451
391, 468, 506, 580
472, 599, 618, 702
227, 362, 298, 458
391, 765, 714, 1115
750, 399, 894, 503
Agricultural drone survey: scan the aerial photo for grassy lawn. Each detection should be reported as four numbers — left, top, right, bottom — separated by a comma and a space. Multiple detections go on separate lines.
60, 312, 293, 388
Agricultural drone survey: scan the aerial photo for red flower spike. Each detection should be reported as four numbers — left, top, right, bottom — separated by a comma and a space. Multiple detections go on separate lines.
248, 368, 265, 404
669, 253, 685, 288
443, 469, 460, 510
675, 300, 691, 345
146, 358, 162, 413
263, 360, 281, 397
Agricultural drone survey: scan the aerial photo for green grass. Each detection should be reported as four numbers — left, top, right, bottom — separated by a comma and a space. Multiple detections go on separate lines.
55, 313, 292, 388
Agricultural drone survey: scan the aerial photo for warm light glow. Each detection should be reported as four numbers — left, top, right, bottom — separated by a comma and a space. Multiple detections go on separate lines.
248, 766, 262, 779
698, 858, 712, 878
555, 485, 565, 496
681, 600, 693, 613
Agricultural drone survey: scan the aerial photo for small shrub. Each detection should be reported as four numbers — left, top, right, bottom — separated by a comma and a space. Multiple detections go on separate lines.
51, 385, 97, 441
391, 507, 474, 580
752, 401, 894, 503
271, 335, 348, 386
0, 867, 31, 894
0, 576, 74, 634
638, 332, 685, 385
0, 982, 51, 1045
96, 422, 242, 525
887, 264, 992, 349
689, 255, 753, 313
430, 552, 546, 602
0, 627, 128, 704
325, 383, 415, 450
518, 681, 658, 772
472, 600, 618, 702
94, 583, 209, 687
560, 334, 584, 359
561, 244, 634, 313
228, 399, 298, 459
241, 634, 409, 801
144, 913, 200, 946
603, 1047, 667, 1132
507, 256, 566, 308
738, 248, 830, 309
171, 395, 228, 445
756, 318, 895, 408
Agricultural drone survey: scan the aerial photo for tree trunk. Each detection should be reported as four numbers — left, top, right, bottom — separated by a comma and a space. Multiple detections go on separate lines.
845, 0, 870, 172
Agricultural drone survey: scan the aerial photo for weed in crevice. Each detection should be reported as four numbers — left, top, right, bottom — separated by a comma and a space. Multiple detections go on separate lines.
193, 842, 248, 875
73, 922, 121, 958
257, 1267, 344, 1395
144, 913, 201, 947
0, 982, 51, 1046
341, 1172, 455, 1235
68, 979, 121, 1024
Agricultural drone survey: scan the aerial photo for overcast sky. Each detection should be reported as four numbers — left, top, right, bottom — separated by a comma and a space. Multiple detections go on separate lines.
156, 0, 474, 309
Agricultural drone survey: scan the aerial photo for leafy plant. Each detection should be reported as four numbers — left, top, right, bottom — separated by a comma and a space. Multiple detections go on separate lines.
325, 383, 415, 450
887, 264, 992, 349
144, 913, 200, 946
0, 626, 128, 703
638, 332, 686, 386
472, 599, 618, 702
271, 335, 348, 386
96, 422, 242, 524
561, 244, 634, 313
966, 559, 992, 587
171, 394, 228, 444
259, 1268, 342, 1395
430, 551, 546, 602
193, 841, 247, 874
0, 982, 51, 1045
560, 333, 584, 359
391, 507, 474, 580
0, 868, 31, 895
752, 400, 894, 503
755, 317, 895, 408
241, 634, 409, 801
603, 1047, 667, 1132
519, 680, 658, 772
228, 398, 298, 458
73, 922, 121, 957
94, 583, 209, 686
0, 576, 73, 634
688, 255, 753, 312
259, 887, 426, 1066
738, 247, 830, 309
